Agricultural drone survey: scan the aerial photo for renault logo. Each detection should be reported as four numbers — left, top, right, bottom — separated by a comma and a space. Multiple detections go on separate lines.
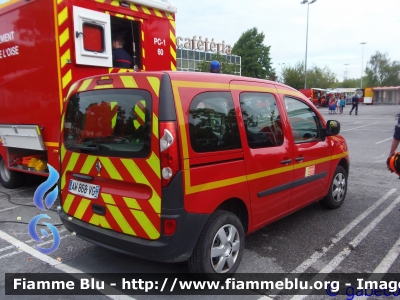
95, 161, 102, 173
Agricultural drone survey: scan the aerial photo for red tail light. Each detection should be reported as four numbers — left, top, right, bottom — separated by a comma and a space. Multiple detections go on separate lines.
163, 219, 177, 236
159, 121, 180, 187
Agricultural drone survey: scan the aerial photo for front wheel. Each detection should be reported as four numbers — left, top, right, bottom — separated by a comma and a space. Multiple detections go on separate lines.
188, 210, 245, 280
0, 156, 24, 189
320, 165, 347, 209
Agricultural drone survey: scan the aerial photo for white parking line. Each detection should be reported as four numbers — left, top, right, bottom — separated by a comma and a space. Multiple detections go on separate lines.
0, 229, 134, 299
341, 122, 380, 132
291, 188, 397, 273
376, 137, 393, 144
0, 201, 33, 212
290, 194, 400, 300
351, 236, 400, 300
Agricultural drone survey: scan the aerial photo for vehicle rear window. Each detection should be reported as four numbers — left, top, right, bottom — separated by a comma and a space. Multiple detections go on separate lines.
64, 89, 152, 158
188, 92, 241, 153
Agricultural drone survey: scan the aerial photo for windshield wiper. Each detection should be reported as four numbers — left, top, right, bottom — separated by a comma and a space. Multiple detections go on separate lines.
70, 145, 100, 152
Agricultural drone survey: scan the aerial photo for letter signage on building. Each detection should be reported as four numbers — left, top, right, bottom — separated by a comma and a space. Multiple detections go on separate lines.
176, 36, 232, 55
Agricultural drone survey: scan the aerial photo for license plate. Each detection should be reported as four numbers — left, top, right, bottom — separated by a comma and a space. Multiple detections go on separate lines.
68, 179, 100, 199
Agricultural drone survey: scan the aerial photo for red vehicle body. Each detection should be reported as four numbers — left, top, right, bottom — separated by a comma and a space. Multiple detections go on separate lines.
59, 71, 349, 277
0, 0, 176, 188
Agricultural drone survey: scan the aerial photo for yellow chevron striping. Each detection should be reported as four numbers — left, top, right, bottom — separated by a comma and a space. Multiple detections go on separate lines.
107, 205, 136, 235
61, 153, 80, 189
152, 113, 159, 139
60, 144, 66, 162
170, 46, 176, 60
89, 214, 111, 229
78, 79, 92, 92
101, 193, 116, 205
169, 29, 176, 45
63, 194, 75, 213
169, 19, 175, 29
60, 49, 70, 68
80, 156, 97, 174
146, 77, 160, 97
62, 69, 72, 89
99, 157, 123, 180
59, 28, 69, 47
130, 3, 138, 11
74, 198, 91, 219
123, 197, 141, 210
130, 209, 160, 239
58, 6, 68, 26
153, 9, 162, 18
110, 0, 119, 6
141, 6, 150, 14
66, 82, 77, 100
133, 120, 141, 130
171, 61, 176, 71
120, 76, 138, 88
134, 100, 146, 123
121, 159, 160, 213
146, 152, 161, 179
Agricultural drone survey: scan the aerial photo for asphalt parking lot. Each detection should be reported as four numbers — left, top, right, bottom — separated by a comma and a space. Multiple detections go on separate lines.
1, 104, 400, 300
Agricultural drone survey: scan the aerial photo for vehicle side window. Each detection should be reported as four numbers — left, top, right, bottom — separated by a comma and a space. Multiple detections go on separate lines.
240, 92, 284, 149
284, 96, 322, 143
189, 92, 241, 153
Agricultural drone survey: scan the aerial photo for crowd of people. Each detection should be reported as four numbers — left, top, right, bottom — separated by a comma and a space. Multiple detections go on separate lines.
314, 93, 360, 115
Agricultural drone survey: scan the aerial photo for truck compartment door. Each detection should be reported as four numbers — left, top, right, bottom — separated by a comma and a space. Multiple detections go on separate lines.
0, 125, 45, 150
73, 6, 112, 67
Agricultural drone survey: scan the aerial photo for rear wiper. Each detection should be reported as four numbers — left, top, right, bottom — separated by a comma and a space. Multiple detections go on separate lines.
70, 145, 100, 152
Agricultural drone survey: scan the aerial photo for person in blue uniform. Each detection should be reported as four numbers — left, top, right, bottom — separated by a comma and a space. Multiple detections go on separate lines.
112, 36, 134, 68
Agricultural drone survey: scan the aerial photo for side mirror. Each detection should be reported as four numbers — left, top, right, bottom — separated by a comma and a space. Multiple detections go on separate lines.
325, 120, 340, 136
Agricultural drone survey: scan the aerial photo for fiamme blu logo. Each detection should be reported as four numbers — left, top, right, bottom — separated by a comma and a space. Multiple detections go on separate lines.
28, 165, 60, 254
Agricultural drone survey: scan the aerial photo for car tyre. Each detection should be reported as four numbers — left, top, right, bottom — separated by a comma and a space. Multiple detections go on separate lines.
320, 165, 347, 209
0, 156, 24, 189
188, 210, 245, 280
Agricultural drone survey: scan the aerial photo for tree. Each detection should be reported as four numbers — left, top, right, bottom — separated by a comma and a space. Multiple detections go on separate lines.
197, 53, 239, 75
306, 65, 337, 89
365, 51, 400, 87
281, 62, 337, 90
231, 27, 275, 79
281, 62, 304, 90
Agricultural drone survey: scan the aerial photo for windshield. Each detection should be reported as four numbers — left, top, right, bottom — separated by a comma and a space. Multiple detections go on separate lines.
63, 89, 152, 158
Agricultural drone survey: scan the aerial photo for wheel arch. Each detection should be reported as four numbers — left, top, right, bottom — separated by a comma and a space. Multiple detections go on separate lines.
215, 198, 249, 234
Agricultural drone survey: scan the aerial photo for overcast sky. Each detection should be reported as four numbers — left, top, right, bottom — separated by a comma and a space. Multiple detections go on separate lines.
172, 0, 400, 82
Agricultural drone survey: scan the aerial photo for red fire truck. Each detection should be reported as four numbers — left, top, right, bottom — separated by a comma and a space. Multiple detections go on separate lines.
0, 0, 177, 188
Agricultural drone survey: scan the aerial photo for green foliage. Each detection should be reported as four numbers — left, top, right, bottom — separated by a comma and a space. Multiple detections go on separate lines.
306, 65, 337, 89
365, 51, 400, 87
231, 27, 275, 80
281, 61, 304, 90
281, 61, 337, 90
197, 53, 239, 75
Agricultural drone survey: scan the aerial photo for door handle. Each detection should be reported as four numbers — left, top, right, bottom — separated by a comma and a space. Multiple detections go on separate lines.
295, 157, 305, 162
280, 159, 292, 164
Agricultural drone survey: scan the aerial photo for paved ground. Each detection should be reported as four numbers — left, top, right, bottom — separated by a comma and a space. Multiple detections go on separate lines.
1, 104, 400, 300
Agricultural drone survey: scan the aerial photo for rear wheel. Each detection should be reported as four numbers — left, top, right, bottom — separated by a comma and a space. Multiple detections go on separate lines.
188, 210, 244, 280
0, 156, 24, 189
320, 165, 347, 209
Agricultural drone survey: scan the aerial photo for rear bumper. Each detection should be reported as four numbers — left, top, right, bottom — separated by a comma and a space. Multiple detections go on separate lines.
59, 209, 209, 263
